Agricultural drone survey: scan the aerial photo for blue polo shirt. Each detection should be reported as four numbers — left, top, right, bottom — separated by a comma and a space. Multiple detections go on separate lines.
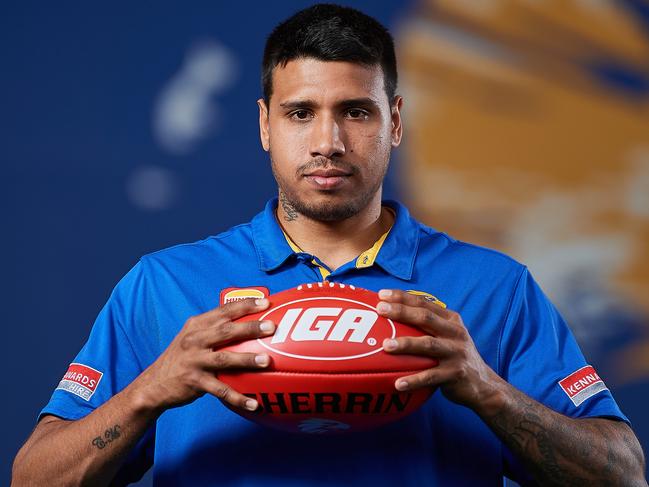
41, 198, 627, 486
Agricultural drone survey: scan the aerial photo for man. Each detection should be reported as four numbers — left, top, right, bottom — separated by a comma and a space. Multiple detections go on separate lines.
12, 4, 647, 486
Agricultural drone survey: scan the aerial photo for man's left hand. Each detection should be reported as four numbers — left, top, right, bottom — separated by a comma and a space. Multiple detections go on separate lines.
377, 289, 502, 411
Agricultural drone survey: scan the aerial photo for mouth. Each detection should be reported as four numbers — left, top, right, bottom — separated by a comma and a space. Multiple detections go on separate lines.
304, 168, 352, 177
303, 169, 352, 190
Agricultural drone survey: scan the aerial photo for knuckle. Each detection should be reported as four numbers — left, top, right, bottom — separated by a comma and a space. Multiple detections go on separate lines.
219, 300, 241, 317
184, 316, 199, 329
247, 321, 263, 337
211, 352, 228, 369
214, 385, 232, 401
225, 297, 255, 314
179, 334, 194, 351
456, 366, 469, 381
184, 371, 202, 390
455, 347, 468, 362
218, 321, 235, 340
420, 308, 435, 323
422, 335, 437, 351
455, 326, 469, 341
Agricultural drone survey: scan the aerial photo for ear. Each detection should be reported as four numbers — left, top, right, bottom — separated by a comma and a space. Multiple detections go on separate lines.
258, 98, 270, 152
390, 95, 403, 148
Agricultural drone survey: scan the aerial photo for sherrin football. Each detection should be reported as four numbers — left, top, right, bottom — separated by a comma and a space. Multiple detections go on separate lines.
217, 282, 438, 434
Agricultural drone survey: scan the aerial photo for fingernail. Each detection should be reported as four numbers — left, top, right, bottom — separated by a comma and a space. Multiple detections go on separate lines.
378, 289, 393, 298
384, 338, 398, 351
255, 298, 269, 307
259, 321, 274, 332
255, 354, 270, 366
396, 380, 409, 391
376, 302, 391, 313
245, 399, 259, 411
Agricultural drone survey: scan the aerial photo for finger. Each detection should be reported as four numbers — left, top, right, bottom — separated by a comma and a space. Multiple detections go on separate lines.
195, 319, 275, 347
379, 289, 451, 318
201, 375, 260, 411
200, 350, 271, 371
199, 297, 271, 325
383, 335, 453, 358
394, 367, 454, 392
376, 300, 458, 337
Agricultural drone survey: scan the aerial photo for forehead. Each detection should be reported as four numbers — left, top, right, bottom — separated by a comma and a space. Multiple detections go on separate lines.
270, 58, 386, 106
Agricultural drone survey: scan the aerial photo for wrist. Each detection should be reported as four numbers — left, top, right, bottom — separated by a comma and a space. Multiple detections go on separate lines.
470, 369, 509, 418
122, 372, 167, 420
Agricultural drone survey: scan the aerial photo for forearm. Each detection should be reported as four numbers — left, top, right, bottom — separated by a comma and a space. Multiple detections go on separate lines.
478, 374, 646, 486
12, 378, 160, 487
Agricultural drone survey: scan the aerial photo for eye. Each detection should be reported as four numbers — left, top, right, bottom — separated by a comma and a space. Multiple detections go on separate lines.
290, 110, 312, 120
346, 109, 369, 120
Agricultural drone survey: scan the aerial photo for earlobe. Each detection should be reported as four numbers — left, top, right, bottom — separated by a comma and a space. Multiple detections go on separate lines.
258, 98, 270, 152
390, 95, 403, 148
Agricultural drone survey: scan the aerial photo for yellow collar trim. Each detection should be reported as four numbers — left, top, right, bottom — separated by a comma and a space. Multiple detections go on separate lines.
355, 207, 395, 269
280, 231, 331, 279
355, 229, 390, 268
280, 207, 394, 275
283, 232, 303, 253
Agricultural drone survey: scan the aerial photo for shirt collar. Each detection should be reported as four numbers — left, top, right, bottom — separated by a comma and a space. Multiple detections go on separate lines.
251, 198, 419, 280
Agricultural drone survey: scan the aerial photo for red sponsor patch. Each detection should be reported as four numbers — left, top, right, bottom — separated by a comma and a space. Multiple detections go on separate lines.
220, 286, 269, 305
558, 365, 608, 406
56, 363, 103, 401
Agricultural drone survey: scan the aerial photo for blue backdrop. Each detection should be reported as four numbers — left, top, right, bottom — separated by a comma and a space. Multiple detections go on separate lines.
1, 1, 406, 483
2, 1, 647, 485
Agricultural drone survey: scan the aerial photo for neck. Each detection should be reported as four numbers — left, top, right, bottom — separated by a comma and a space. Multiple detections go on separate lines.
276, 192, 393, 271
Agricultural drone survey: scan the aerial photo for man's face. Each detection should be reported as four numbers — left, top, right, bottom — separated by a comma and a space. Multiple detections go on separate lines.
258, 58, 402, 221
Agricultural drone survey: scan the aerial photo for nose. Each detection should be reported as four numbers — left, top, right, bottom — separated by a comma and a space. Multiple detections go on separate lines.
309, 115, 345, 159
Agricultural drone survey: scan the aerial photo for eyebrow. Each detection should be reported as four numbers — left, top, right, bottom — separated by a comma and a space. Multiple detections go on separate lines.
278, 97, 380, 110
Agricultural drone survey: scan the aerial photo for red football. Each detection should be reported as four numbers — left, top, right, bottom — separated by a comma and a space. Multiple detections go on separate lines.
217, 282, 438, 434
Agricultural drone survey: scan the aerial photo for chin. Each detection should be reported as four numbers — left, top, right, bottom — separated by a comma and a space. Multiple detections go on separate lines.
287, 191, 369, 222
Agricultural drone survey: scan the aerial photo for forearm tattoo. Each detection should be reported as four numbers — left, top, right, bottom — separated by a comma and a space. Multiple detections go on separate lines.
91, 424, 121, 450
487, 392, 643, 486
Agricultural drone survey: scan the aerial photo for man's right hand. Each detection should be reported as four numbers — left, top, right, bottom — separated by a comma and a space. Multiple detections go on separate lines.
135, 297, 275, 413
11, 297, 275, 487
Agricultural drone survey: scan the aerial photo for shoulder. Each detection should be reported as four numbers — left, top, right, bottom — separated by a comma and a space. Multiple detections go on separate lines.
138, 221, 255, 272
144, 222, 253, 259
416, 220, 525, 278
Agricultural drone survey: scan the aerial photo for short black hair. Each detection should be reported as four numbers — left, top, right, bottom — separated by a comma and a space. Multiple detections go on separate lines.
262, 3, 397, 104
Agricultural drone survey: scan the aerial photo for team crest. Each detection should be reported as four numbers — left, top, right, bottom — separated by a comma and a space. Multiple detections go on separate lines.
406, 290, 446, 308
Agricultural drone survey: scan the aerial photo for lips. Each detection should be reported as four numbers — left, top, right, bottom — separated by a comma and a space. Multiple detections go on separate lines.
304, 169, 351, 178
303, 169, 352, 190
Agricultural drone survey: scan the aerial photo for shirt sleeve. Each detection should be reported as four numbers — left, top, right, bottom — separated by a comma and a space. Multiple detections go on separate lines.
499, 267, 627, 422
499, 267, 629, 483
39, 259, 159, 482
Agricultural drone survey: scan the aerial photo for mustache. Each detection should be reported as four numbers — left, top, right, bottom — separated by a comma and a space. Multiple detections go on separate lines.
296, 156, 358, 177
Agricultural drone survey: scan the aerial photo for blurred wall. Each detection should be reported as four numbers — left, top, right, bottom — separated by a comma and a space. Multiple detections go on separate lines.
2, 0, 647, 484
397, 0, 649, 474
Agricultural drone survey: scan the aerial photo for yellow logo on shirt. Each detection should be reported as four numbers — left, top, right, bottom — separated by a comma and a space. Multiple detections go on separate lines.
406, 290, 447, 308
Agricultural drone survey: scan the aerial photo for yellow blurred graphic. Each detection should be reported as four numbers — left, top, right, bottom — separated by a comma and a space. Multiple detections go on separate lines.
398, 0, 649, 385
